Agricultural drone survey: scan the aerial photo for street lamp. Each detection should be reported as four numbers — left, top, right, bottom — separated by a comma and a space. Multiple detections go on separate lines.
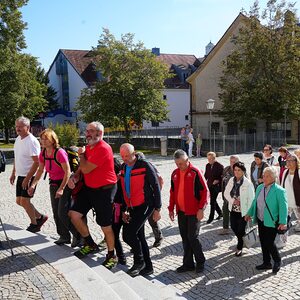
283, 103, 288, 145
206, 98, 215, 151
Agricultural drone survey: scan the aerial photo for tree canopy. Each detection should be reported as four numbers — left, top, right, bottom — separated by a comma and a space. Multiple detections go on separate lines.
219, 0, 300, 129
0, 0, 47, 142
76, 29, 170, 140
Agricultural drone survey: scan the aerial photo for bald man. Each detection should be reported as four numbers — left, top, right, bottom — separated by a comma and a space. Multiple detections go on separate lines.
119, 143, 162, 277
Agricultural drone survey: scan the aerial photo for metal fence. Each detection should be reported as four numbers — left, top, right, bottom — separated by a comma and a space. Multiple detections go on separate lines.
105, 127, 288, 155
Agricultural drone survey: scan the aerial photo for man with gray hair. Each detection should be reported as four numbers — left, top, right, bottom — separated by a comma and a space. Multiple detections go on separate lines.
10, 116, 48, 233
69, 121, 118, 270
169, 149, 209, 273
219, 155, 240, 235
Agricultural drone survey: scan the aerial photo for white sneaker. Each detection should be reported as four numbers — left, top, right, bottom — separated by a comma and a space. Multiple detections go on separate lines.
294, 224, 300, 232
276, 240, 286, 249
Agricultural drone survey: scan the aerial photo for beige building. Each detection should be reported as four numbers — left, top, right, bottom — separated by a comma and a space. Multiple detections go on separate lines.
187, 13, 299, 144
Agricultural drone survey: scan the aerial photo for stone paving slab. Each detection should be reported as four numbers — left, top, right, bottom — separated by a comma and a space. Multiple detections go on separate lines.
0, 237, 79, 300
1, 151, 300, 299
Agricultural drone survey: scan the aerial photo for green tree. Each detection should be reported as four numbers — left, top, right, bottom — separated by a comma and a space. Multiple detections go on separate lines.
36, 67, 59, 112
219, 0, 300, 129
49, 123, 79, 147
76, 29, 170, 141
0, 0, 47, 142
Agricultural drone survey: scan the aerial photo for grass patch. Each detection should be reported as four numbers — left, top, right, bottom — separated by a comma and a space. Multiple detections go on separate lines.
0, 143, 14, 149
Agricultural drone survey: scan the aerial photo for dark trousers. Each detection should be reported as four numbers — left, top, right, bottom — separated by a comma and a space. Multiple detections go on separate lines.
148, 211, 162, 240
123, 204, 154, 268
257, 219, 281, 264
178, 211, 206, 267
208, 186, 222, 221
230, 211, 247, 250
50, 184, 72, 240
222, 198, 230, 229
112, 217, 125, 259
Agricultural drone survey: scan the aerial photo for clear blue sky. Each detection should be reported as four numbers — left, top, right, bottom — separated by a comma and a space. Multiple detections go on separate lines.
21, 0, 299, 70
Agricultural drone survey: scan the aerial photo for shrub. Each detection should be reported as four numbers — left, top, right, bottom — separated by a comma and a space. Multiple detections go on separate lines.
49, 123, 79, 147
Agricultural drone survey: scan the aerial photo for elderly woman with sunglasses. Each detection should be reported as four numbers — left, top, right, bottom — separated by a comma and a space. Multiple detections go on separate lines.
224, 162, 255, 256
263, 144, 276, 166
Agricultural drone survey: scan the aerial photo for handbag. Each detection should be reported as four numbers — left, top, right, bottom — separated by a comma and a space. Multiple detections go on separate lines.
263, 187, 291, 234
243, 222, 258, 248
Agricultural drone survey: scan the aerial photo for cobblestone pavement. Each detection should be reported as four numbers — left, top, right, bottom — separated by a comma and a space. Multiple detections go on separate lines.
0, 238, 79, 299
1, 152, 300, 299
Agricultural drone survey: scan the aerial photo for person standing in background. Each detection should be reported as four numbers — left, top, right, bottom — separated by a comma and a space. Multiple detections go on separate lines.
196, 133, 202, 158
187, 128, 195, 158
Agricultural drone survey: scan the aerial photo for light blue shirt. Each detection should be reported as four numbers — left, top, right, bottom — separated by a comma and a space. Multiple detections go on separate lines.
125, 165, 133, 198
257, 185, 271, 221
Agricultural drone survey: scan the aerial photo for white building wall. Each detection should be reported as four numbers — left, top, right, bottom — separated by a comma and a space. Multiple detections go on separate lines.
67, 63, 88, 111
46, 58, 87, 129
143, 89, 190, 128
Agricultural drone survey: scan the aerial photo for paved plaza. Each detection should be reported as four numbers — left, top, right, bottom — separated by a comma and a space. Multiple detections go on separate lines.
1, 151, 300, 299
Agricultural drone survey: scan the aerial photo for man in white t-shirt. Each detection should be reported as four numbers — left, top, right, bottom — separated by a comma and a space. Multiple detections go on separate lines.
9, 116, 48, 233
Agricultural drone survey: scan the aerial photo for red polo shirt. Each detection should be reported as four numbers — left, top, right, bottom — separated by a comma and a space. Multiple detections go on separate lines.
83, 140, 117, 188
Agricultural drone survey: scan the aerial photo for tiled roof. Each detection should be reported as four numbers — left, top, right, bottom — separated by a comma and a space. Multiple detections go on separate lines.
61, 49, 97, 85
156, 54, 198, 68
61, 49, 199, 89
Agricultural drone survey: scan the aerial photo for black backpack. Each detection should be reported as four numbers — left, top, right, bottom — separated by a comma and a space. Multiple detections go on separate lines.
42, 147, 79, 176
0, 150, 6, 173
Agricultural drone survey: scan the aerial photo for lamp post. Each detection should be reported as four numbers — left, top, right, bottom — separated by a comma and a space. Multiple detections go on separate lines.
283, 103, 288, 145
206, 98, 215, 151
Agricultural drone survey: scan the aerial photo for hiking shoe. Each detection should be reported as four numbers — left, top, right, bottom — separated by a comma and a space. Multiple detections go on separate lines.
36, 215, 48, 229
74, 244, 99, 259
139, 267, 154, 276
98, 239, 106, 250
54, 237, 71, 245
26, 223, 41, 233
118, 256, 127, 265
153, 237, 163, 248
127, 262, 146, 277
71, 235, 83, 248
102, 255, 118, 270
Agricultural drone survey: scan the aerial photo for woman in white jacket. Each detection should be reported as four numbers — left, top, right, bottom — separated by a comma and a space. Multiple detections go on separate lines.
224, 162, 255, 256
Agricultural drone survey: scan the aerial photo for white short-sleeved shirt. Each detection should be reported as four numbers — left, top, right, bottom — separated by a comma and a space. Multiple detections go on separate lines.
14, 133, 40, 176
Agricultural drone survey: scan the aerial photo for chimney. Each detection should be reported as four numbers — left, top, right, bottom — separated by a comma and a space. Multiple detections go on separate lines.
152, 47, 160, 56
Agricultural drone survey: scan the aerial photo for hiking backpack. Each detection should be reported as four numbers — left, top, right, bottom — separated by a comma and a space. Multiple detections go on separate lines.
0, 150, 6, 173
42, 147, 79, 175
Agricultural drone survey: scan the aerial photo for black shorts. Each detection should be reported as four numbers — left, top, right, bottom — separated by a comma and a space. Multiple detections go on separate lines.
16, 176, 36, 198
70, 183, 117, 227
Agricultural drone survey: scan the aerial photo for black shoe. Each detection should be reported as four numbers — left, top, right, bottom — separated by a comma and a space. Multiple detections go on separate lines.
235, 249, 243, 257
36, 215, 48, 229
71, 235, 83, 248
139, 267, 154, 276
256, 263, 272, 270
216, 214, 223, 220
272, 261, 281, 274
118, 256, 127, 265
195, 263, 205, 273
127, 262, 146, 277
206, 219, 213, 224
153, 237, 163, 248
54, 237, 71, 245
26, 223, 40, 233
176, 265, 195, 273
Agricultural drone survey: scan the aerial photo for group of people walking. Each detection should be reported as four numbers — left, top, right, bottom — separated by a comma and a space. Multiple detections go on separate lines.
10, 115, 300, 277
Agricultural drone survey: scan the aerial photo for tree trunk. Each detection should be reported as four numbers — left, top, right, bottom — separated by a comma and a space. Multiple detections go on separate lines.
123, 120, 131, 143
4, 128, 9, 144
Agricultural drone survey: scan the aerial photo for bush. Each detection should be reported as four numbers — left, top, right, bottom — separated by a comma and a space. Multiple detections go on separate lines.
49, 123, 79, 147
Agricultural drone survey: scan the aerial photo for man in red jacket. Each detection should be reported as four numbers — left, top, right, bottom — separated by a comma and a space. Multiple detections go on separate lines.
169, 149, 209, 273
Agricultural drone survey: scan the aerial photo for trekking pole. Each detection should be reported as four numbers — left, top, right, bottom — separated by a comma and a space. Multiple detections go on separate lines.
0, 217, 14, 257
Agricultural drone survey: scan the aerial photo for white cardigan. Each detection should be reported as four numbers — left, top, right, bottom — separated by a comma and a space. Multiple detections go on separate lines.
224, 176, 255, 216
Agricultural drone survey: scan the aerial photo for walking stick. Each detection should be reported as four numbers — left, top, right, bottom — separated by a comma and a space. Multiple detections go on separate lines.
0, 217, 14, 257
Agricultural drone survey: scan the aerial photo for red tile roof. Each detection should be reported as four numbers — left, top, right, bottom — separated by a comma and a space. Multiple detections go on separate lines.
61, 49, 199, 88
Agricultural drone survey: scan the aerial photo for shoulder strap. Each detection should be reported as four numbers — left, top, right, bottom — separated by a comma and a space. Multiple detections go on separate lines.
263, 187, 275, 223
53, 148, 62, 168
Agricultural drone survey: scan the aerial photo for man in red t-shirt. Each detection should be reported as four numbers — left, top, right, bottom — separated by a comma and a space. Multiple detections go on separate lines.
69, 122, 118, 269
